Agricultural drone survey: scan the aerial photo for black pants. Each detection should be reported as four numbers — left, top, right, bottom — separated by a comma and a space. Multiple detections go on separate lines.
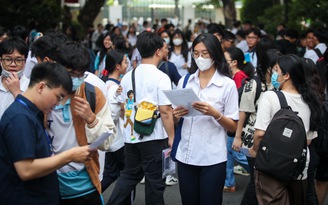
60, 190, 102, 205
101, 147, 125, 192
307, 142, 320, 205
107, 139, 167, 205
177, 161, 226, 205
241, 156, 258, 205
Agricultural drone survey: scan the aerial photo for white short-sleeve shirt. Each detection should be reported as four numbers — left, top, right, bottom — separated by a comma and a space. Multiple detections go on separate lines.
0, 75, 30, 119
119, 64, 172, 143
175, 69, 239, 166
169, 51, 191, 77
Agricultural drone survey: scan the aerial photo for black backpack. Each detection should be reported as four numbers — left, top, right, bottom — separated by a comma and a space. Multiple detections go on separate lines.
313, 94, 328, 157
254, 91, 307, 182
313, 48, 328, 90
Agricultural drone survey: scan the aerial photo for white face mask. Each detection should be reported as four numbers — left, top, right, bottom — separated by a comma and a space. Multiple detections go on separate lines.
194, 57, 214, 71
1, 68, 24, 78
163, 38, 170, 44
173, 38, 183, 46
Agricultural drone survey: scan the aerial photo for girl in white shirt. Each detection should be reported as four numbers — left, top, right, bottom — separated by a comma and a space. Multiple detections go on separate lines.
173, 33, 239, 205
100, 50, 128, 192
250, 55, 323, 205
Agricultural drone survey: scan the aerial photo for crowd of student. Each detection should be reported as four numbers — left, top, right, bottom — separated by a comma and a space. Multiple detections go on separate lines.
0, 17, 327, 205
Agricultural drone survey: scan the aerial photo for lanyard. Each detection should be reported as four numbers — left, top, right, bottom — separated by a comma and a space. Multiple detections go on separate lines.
15, 98, 54, 156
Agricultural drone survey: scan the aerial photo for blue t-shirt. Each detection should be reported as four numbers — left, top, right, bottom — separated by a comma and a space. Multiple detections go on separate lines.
0, 95, 60, 205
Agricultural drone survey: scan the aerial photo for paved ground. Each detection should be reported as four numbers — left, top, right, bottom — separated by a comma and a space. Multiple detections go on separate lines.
103, 173, 328, 205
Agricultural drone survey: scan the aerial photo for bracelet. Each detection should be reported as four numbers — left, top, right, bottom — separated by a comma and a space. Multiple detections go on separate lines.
216, 113, 223, 121
87, 117, 99, 128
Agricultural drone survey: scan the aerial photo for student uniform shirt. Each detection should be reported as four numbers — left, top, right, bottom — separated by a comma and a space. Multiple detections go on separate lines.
169, 51, 191, 77
175, 69, 239, 166
0, 74, 29, 119
119, 64, 172, 143
0, 95, 59, 205
105, 78, 124, 152
255, 90, 315, 179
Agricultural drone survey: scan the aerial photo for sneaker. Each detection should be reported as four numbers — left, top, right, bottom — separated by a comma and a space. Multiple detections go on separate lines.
223, 186, 236, 192
165, 175, 178, 186
140, 176, 145, 184
234, 165, 250, 176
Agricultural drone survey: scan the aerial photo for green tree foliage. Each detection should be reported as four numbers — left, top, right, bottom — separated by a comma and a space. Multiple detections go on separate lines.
241, 0, 328, 36
0, 0, 61, 32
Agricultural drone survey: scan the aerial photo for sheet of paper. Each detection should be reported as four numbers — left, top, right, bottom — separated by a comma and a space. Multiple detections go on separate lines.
163, 88, 202, 116
240, 147, 253, 158
89, 132, 112, 150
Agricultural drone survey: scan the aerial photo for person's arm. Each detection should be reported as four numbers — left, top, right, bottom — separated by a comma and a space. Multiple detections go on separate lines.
160, 105, 175, 148
14, 146, 91, 181
249, 129, 265, 157
192, 101, 238, 132
73, 93, 116, 151
232, 111, 246, 151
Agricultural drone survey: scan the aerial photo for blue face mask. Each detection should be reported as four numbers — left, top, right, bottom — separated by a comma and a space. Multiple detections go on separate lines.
71, 76, 85, 91
271, 71, 281, 90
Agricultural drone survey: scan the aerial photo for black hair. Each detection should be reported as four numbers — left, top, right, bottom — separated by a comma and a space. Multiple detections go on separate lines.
113, 36, 129, 53
284, 28, 299, 40
136, 31, 163, 58
97, 32, 112, 68
0, 27, 10, 38
161, 18, 168, 23
159, 30, 171, 39
225, 47, 254, 78
245, 27, 261, 38
207, 23, 224, 36
256, 37, 275, 76
313, 28, 328, 44
11, 25, 28, 41
127, 90, 134, 97
277, 55, 323, 130
257, 49, 282, 86
190, 33, 230, 77
0, 37, 28, 58
236, 29, 246, 39
29, 62, 72, 93
169, 29, 189, 62
31, 32, 68, 61
223, 31, 236, 41
56, 41, 90, 73
101, 49, 125, 82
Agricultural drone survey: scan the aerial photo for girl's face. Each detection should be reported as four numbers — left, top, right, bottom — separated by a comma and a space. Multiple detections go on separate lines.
103, 36, 112, 49
118, 55, 128, 74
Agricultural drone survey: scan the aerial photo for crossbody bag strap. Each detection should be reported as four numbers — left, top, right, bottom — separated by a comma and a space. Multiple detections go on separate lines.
132, 68, 137, 111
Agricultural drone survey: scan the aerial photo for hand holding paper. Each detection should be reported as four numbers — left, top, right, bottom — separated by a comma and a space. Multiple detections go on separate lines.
89, 132, 113, 150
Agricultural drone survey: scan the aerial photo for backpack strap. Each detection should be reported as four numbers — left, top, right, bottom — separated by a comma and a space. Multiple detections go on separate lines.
158, 61, 165, 70
131, 68, 136, 111
171, 73, 190, 161
314, 48, 323, 58
253, 76, 262, 104
165, 62, 169, 76
183, 74, 190, 88
275, 91, 289, 109
85, 82, 96, 113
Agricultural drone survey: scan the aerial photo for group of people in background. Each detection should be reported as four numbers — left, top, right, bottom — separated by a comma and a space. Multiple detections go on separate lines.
0, 16, 328, 205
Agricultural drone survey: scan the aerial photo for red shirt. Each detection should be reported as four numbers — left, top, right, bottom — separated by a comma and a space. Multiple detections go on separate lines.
233, 70, 248, 89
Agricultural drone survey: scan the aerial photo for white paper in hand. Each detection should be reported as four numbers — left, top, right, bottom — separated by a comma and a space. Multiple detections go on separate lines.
89, 132, 112, 150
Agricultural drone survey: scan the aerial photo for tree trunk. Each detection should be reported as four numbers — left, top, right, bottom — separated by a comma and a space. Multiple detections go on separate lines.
78, 0, 105, 33
221, 0, 236, 29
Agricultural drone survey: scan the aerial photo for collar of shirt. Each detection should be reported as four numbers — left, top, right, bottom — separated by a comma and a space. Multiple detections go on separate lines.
16, 94, 43, 119
107, 78, 120, 85
190, 69, 224, 88
54, 98, 71, 123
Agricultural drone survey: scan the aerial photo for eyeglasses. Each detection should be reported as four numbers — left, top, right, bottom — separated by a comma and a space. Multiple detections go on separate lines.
191, 51, 210, 59
44, 83, 65, 102
67, 70, 86, 78
1, 58, 25, 66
